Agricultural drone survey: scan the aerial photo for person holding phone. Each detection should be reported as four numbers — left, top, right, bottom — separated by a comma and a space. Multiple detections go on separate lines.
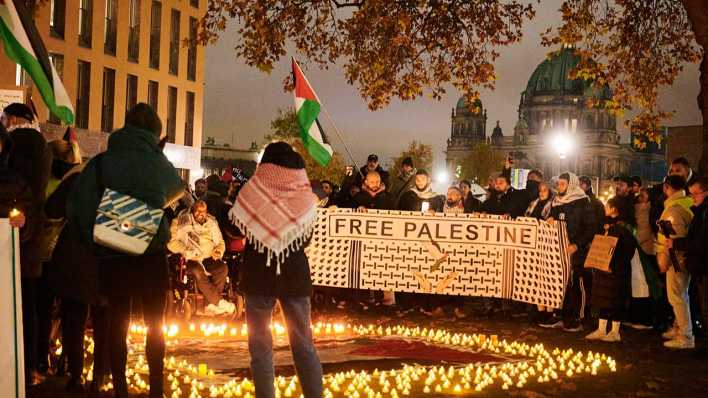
656, 174, 695, 349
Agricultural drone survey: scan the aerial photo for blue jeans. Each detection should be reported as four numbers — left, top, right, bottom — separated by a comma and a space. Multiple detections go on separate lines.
246, 295, 323, 398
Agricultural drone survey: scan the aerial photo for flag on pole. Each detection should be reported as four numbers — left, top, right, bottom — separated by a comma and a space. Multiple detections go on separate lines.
0, 0, 74, 124
292, 57, 333, 166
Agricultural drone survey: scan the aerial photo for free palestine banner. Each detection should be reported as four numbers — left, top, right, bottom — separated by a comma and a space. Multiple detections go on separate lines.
306, 209, 571, 309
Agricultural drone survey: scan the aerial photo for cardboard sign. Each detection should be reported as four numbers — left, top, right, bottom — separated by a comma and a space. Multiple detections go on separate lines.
307, 208, 572, 309
584, 234, 619, 272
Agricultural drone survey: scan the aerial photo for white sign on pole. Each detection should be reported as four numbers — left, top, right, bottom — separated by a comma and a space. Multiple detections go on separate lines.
0, 89, 25, 113
0, 219, 25, 398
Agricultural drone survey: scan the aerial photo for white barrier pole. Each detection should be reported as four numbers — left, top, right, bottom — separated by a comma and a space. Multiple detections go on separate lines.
0, 219, 25, 397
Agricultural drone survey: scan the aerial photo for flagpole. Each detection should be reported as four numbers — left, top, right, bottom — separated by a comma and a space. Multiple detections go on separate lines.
318, 104, 364, 179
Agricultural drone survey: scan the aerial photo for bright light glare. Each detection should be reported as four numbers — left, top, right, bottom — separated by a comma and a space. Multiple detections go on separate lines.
436, 170, 450, 185
549, 131, 574, 159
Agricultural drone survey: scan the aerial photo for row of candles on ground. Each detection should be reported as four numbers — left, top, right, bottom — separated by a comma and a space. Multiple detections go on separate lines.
128, 321, 348, 339
70, 323, 617, 397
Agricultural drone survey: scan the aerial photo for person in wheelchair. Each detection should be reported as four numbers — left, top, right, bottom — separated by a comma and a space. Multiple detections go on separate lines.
167, 200, 236, 315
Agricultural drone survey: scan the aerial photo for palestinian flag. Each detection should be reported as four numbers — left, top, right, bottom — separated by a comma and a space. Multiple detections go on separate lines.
292, 57, 333, 166
0, 0, 74, 124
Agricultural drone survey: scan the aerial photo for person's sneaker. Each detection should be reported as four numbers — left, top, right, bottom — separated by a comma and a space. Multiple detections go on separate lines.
563, 319, 583, 332
664, 336, 695, 349
585, 329, 607, 340
205, 303, 226, 315
218, 299, 236, 314
601, 331, 621, 343
539, 316, 564, 329
662, 327, 679, 340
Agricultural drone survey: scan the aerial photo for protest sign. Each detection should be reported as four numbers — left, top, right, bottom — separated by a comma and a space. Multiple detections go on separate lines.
307, 209, 571, 309
584, 234, 619, 272
0, 220, 25, 398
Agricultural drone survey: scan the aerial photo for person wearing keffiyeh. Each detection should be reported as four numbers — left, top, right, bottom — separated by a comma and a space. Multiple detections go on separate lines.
229, 142, 323, 398
539, 172, 597, 333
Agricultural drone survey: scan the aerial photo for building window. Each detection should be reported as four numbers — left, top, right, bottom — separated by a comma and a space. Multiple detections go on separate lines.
48, 53, 64, 124
101, 68, 116, 132
149, 1, 162, 70
190, 0, 198, 7
128, 0, 140, 62
147, 80, 159, 110
167, 86, 177, 143
185, 91, 195, 146
126, 74, 138, 114
76, 60, 91, 129
104, 0, 117, 55
50, 0, 66, 39
187, 17, 197, 81
78, 0, 92, 48
169, 9, 180, 76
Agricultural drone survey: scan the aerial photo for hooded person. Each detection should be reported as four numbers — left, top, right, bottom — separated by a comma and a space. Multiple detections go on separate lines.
579, 175, 606, 234
525, 181, 554, 220
353, 153, 390, 190
67, 103, 184, 397
228, 142, 323, 398
539, 172, 596, 332
398, 169, 444, 212
459, 180, 482, 213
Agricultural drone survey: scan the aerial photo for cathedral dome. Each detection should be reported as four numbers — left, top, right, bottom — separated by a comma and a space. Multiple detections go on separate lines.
455, 96, 483, 115
523, 47, 612, 100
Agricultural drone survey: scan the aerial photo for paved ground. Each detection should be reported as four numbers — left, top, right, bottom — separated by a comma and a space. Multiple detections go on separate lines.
28, 304, 708, 398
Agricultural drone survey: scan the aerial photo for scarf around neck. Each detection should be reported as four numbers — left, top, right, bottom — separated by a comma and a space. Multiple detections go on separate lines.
411, 184, 438, 200
229, 163, 317, 274
552, 172, 587, 207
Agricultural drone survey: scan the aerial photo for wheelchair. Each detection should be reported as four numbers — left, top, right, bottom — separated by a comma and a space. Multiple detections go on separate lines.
165, 251, 245, 322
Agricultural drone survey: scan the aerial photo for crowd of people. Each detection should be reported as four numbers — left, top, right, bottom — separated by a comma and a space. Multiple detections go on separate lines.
1, 100, 707, 398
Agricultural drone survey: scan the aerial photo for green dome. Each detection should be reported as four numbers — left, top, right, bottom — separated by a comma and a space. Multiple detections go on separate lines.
523, 47, 611, 100
456, 96, 483, 114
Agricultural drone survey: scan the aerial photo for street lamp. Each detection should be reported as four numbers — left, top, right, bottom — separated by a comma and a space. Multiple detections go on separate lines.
549, 130, 574, 160
436, 169, 450, 186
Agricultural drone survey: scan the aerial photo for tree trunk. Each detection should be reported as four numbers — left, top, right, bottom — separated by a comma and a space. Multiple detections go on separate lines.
682, 0, 708, 175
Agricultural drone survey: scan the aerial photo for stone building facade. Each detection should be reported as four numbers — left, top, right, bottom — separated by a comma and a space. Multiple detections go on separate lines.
446, 47, 665, 190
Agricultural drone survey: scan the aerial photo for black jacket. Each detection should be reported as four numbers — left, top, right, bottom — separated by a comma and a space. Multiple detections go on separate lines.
463, 193, 482, 213
590, 221, 634, 315
481, 187, 529, 218
240, 243, 313, 297
353, 165, 390, 191
351, 189, 394, 210
398, 190, 444, 212
587, 193, 606, 234
9, 127, 52, 277
673, 202, 708, 275
550, 196, 597, 269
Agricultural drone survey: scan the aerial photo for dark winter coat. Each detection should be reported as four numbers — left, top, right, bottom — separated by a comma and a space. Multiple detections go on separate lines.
550, 196, 597, 269
463, 193, 482, 213
587, 193, 606, 234
526, 197, 553, 220
590, 220, 634, 319
389, 171, 416, 207
351, 188, 394, 210
398, 190, 445, 212
240, 241, 313, 297
673, 201, 708, 276
353, 165, 390, 191
8, 127, 52, 278
481, 187, 529, 218
67, 125, 184, 297
0, 132, 33, 221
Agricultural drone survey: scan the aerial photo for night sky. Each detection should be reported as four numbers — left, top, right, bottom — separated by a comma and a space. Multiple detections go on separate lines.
203, 1, 701, 172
